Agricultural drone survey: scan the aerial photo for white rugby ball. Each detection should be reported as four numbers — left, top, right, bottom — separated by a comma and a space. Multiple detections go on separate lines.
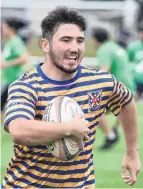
42, 96, 84, 160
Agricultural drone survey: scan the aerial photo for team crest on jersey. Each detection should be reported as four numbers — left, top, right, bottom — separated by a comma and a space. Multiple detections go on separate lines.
88, 90, 102, 112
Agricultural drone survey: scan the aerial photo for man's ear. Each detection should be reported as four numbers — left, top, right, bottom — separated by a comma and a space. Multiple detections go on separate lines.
40, 38, 50, 53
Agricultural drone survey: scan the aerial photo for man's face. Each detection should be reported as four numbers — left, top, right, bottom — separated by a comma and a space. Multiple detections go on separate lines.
1, 23, 11, 39
49, 24, 85, 73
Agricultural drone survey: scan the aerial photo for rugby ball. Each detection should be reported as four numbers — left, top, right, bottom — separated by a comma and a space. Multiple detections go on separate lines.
42, 96, 84, 160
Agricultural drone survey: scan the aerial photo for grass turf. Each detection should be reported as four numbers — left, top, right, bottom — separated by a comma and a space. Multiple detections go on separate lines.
1, 102, 143, 188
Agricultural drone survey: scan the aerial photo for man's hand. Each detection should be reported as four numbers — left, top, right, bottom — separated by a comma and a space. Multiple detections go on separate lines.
121, 150, 141, 186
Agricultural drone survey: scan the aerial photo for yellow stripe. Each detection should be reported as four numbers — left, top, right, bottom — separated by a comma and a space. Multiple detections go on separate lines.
6, 104, 35, 115
113, 107, 120, 115
8, 159, 94, 181
110, 94, 131, 111
3, 172, 86, 187
8, 92, 33, 101
2, 180, 13, 188
31, 74, 112, 89
12, 150, 93, 170
34, 82, 113, 97
5, 111, 33, 121
9, 85, 37, 99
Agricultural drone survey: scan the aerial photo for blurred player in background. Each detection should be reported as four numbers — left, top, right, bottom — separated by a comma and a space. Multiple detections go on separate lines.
92, 27, 136, 150
2, 7, 141, 188
127, 21, 143, 100
1, 18, 29, 114
116, 29, 131, 49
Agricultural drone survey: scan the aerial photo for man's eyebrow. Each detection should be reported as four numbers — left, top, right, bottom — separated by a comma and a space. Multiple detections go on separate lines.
60, 36, 71, 39
60, 36, 85, 40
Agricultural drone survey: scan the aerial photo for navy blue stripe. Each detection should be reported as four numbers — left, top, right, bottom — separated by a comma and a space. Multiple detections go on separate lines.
6, 108, 35, 118
80, 169, 95, 186
10, 159, 93, 176
120, 89, 130, 104
3, 179, 23, 188
6, 102, 34, 110
12, 151, 92, 166
113, 98, 131, 115
37, 63, 82, 85
7, 95, 35, 105
11, 81, 36, 92
28, 70, 111, 85
84, 138, 95, 147
108, 96, 122, 108
108, 89, 122, 107
36, 95, 109, 111
36, 78, 113, 93
4, 115, 31, 129
5, 175, 32, 187
9, 89, 37, 104
109, 89, 130, 110
122, 94, 133, 107
6, 168, 93, 184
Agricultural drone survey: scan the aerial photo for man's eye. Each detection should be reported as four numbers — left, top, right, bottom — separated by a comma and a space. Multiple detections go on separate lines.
63, 39, 70, 42
78, 39, 84, 43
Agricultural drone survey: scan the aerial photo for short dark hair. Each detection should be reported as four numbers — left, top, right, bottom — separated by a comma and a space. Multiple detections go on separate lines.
3, 18, 28, 32
92, 27, 109, 43
41, 6, 87, 40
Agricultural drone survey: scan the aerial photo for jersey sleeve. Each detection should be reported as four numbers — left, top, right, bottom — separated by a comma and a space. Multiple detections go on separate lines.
107, 75, 133, 116
4, 81, 38, 132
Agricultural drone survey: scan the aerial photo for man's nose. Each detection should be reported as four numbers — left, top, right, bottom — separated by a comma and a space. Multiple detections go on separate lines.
69, 41, 79, 52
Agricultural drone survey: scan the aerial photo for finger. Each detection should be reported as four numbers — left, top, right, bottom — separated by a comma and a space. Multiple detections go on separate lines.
72, 136, 84, 150
124, 177, 132, 184
121, 175, 131, 179
128, 180, 136, 186
78, 140, 84, 150
121, 166, 127, 177
129, 168, 137, 185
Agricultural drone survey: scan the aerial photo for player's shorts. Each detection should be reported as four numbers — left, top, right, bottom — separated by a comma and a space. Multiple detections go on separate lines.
1, 84, 9, 111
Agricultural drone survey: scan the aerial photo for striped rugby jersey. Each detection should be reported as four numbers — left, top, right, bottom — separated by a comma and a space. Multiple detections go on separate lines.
3, 63, 133, 188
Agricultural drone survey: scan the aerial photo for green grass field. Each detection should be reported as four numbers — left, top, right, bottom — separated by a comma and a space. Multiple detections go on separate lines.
1, 102, 143, 188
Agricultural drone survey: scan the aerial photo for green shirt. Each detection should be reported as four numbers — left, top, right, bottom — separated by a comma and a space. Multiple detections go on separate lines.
127, 40, 143, 84
2, 36, 27, 84
96, 41, 136, 93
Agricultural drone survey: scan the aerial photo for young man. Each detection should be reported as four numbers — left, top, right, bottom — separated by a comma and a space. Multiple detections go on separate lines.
92, 27, 136, 150
1, 18, 29, 112
2, 7, 141, 188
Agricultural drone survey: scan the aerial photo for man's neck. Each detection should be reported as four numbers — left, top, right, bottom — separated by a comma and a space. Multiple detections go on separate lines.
41, 58, 77, 81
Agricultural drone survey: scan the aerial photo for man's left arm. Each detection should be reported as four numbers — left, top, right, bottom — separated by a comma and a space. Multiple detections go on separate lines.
107, 75, 141, 186
117, 98, 141, 186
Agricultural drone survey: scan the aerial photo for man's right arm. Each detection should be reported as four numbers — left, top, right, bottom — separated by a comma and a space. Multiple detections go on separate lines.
8, 117, 89, 146
4, 81, 89, 146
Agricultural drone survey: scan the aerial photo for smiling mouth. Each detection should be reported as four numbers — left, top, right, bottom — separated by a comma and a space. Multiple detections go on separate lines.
65, 55, 78, 61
